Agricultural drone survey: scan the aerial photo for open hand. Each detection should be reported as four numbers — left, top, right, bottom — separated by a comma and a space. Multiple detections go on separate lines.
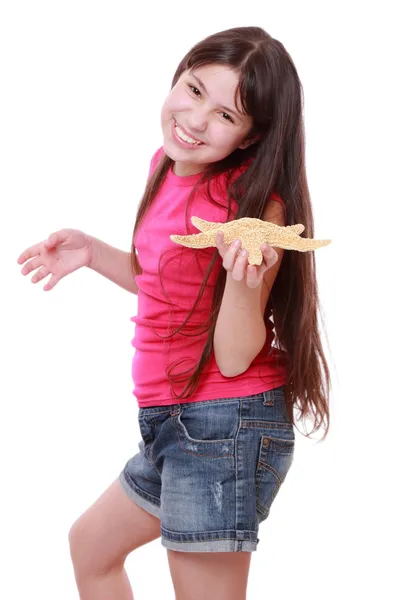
17, 228, 93, 291
216, 231, 278, 289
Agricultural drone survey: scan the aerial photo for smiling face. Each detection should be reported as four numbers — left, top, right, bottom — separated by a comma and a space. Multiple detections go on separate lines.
160, 64, 256, 177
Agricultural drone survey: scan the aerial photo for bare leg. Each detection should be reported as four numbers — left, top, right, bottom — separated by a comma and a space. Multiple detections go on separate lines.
74, 565, 134, 600
167, 549, 252, 600
69, 478, 161, 600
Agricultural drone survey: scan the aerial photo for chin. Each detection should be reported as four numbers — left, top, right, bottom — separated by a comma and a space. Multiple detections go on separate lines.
161, 139, 181, 161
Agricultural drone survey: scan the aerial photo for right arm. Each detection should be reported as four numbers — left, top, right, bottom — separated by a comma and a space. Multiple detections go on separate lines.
88, 236, 140, 295
17, 228, 141, 294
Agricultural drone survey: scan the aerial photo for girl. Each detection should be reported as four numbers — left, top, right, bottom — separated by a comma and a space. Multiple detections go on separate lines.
17, 26, 330, 600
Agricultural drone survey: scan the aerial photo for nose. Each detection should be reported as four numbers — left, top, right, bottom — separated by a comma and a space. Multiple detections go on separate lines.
187, 111, 207, 134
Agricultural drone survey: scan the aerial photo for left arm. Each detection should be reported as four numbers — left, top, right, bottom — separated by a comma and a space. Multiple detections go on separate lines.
213, 273, 267, 377
213, 200, 286, 377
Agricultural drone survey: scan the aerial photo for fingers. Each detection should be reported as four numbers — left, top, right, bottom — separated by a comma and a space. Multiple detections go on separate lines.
43, 275, 62, 292
19, 252, 62, 290
43, 273, 61, 291
231, 246, 249, 281
17, 241, 45, 265
30, 266, 50, 284
20, 255, 44, 276
246, 263, 261, 288
215, 231, 227, 252
222, 238, 241, 269
261, 243, 278, 268
26, 264, 61, 291
216, 234, 278, 286
17, 230, 69, 291
216, 233, 248, 280
17, 230, 66, 266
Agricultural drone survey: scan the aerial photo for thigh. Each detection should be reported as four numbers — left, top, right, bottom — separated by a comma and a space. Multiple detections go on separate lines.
68, 478, 161, 577
167, 549, 252, 600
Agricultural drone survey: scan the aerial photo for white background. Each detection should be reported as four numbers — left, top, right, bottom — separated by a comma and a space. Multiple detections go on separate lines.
2, 1, 399, 598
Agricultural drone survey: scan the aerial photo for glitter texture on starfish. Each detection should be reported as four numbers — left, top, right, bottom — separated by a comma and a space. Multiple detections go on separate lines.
170, 216, 331, 266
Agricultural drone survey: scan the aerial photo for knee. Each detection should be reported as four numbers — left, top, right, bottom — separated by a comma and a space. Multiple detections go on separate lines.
68, 519, 85, 569
68, 519, 124, 579
68, 519, 98, 578
68, 519, 80, 549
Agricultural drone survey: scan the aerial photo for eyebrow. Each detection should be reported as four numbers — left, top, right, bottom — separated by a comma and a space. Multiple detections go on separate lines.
190, 73, 243, 120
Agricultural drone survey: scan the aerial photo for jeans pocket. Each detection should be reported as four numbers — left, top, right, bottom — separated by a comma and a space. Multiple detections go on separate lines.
174, 401, 239, 458
255, 433, 295, 521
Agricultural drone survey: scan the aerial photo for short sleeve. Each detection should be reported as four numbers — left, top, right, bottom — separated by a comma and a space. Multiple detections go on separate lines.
230, 162, 287, 221
268, 191, 287, 223
269, 191, 285, 209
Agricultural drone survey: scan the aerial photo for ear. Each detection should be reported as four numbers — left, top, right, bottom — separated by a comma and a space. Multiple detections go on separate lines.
238, 134, 260, 150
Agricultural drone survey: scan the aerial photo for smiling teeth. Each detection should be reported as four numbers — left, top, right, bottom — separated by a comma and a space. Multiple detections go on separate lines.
175, 124, 202, 145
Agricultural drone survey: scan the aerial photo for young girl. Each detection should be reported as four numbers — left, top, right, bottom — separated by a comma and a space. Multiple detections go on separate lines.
17, 26, 330, 600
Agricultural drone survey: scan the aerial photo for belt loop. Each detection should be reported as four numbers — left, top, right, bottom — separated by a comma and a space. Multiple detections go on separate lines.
169, 404, 181, 417
262, 390, 274, 406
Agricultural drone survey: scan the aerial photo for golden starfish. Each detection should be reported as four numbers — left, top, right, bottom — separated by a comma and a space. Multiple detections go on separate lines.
170, 216, 331, 266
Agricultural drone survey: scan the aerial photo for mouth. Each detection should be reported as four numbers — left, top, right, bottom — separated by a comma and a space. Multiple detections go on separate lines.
173, 119, 204, 147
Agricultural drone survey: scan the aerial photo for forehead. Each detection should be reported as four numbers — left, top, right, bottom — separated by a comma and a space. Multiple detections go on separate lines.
187, 64, 246, 114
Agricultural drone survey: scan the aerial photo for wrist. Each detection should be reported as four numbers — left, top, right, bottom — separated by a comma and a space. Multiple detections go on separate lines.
86, 235, 98, 270
225, 271, 263, 308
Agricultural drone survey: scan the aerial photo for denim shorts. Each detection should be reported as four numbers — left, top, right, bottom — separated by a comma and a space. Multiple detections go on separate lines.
119, 385, 295, 553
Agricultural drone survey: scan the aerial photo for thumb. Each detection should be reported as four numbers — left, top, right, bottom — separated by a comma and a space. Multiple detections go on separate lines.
44, 230, 66, 249
44, 233, 57, 249
261, 244, 278, 269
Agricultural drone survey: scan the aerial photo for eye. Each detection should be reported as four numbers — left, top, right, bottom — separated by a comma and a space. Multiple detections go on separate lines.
221, 112, 234, 123
188, 84, 201, 96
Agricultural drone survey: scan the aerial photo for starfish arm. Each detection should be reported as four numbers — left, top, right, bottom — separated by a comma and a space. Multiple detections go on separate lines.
258, 221, 305, 235
270, 237, 331, 251
247, 248, 264, 266
237, 232, 265, 266
170, 231, 217, 248
191, 216, 224, 233
287, 224, 305, 234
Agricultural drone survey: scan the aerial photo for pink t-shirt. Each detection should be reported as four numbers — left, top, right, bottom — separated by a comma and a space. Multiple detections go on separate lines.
130, 147, 288, 407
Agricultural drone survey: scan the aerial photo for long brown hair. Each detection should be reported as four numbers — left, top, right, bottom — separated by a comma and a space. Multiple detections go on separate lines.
130, 26, 331, 441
